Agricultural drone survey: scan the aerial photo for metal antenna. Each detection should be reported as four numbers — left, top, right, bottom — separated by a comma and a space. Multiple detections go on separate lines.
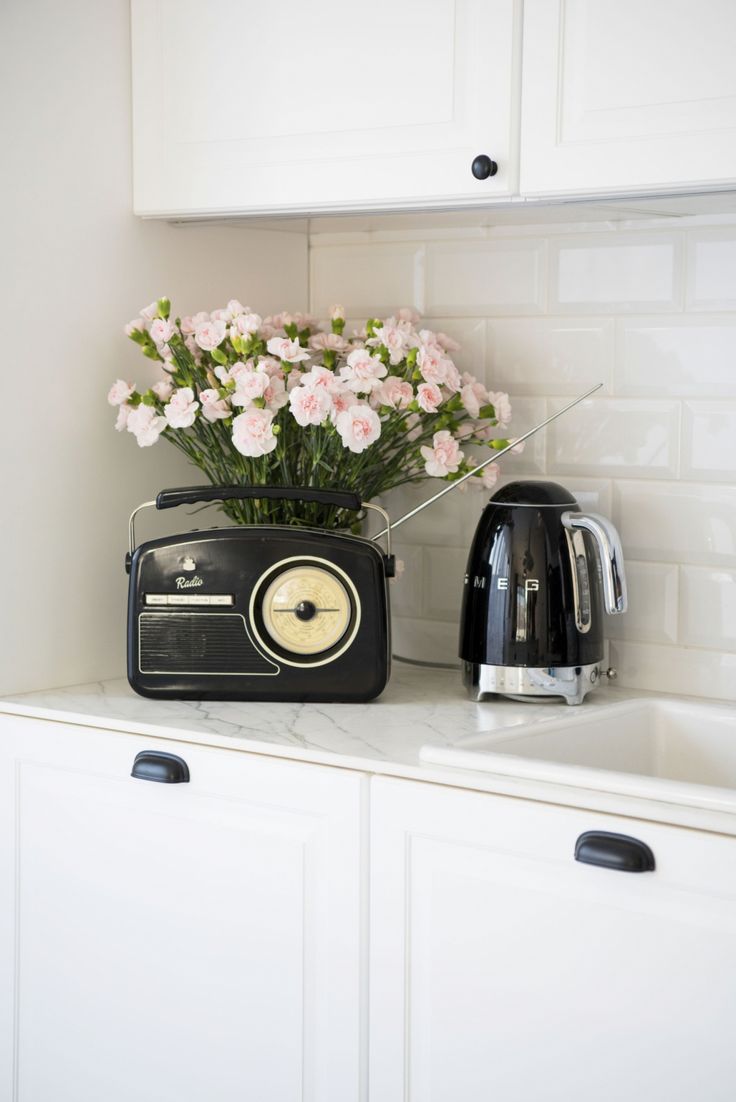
374, 382, 603, 540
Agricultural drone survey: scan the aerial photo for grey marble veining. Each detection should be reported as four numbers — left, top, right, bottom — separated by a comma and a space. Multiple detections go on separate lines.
0, 661, 629, 770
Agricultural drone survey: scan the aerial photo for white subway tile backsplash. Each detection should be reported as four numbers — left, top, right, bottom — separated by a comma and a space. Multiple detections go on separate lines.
686, 228, 736, 310
605, 561, 679, 645
487, 317, 614, 395
309, 215, 736, 695
391, 616, 457, 665
682, 402, 736, 482
310, 242, 424, 317
500, 397, 547, 475
550, 234, 681, 313
548, 399, 680, 479
389, 545, 423, 617
615, 316, 736, 398
425, 239, 546, 316
680, 566, 736, 652
613, 481, 736, 568
608, 640, 736, 702
424, 546, 468, 622
425, 317, 486, 375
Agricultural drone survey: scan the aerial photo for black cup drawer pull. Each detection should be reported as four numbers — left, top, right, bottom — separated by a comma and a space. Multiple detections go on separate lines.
574, 830, 655, 873
131, 750, 190, 784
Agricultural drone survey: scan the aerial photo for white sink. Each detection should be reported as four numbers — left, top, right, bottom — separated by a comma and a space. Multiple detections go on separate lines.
420, 697, 736, 810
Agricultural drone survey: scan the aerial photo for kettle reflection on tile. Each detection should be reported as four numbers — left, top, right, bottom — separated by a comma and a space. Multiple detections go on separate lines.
459, 480, 627, 705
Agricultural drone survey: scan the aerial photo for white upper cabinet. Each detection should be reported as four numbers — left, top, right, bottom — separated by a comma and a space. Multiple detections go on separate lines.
132, 0, 521, 216
521, 0, 736, 197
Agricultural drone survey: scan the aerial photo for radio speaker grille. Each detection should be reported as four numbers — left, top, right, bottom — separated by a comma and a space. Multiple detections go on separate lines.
139, 613, 277, 675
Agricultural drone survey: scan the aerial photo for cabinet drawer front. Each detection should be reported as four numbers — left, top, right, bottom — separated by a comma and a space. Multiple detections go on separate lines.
370, 776, 736, 1102
0, 716, 365, 1102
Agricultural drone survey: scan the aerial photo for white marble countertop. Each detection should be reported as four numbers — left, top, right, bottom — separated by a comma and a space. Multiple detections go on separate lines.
1, 663, 734, 834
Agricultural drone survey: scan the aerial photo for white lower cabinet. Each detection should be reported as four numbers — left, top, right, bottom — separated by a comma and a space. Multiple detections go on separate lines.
369, 776, 736, 1102
0, 716, 365, 1102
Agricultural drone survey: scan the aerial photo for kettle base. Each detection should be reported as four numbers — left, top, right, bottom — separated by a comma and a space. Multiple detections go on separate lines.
463, 661, 602, 706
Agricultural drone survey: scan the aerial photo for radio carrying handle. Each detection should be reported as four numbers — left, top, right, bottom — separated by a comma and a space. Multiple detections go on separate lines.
128, 485, 392, 560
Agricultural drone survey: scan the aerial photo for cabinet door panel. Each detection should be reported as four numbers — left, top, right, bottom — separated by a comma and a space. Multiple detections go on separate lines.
132, 0, 520, 215
521, 0, 736, 196
0, 717, 365, 1102
370, 776, 736, 1102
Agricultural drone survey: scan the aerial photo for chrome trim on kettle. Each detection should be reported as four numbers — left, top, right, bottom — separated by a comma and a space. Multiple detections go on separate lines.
463, 661, 603, 706
561, 511, 628, 615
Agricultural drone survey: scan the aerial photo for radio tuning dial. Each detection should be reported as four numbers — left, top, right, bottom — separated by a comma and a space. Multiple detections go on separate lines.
260, 566, 352, 656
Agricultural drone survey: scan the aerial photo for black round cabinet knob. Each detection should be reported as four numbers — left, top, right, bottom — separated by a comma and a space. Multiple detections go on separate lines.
471, 154, 498, 180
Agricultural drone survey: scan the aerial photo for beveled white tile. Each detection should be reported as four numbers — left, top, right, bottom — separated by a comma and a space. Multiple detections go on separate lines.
425, 317, 486, 376
686, 228, 736, 310
613, 481, 736, 568
391, 616, 457, 665
605, 562, 679, 645
424, 546, 468, 622
388, 544, 423, 618
682, 402, 736, 482
496, 397, 547, 476
309, 242, 424, 317
425, 239, 546, 317
487, 317, 613, 395
382, 483, 478, 549
608, 640, 736, 701
615, 316, 736, 398
549, 233, 682, 313
547, 399, 680, 479
680, 566, 736, 652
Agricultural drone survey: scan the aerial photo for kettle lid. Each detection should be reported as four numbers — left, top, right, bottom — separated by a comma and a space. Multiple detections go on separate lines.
490, 480, 578, 507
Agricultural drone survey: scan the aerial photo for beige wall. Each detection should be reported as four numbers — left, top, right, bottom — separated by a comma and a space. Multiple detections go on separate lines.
0, 0, 308, 693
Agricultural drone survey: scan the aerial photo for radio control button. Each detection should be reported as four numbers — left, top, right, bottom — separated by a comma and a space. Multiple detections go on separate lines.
145, 594, 168, 605
210, 595, 234, 606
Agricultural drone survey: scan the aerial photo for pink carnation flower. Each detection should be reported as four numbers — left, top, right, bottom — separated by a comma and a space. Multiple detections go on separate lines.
108, 379, 134, 406
231, 312, 262, 336
487, 391, 512, 427
339, 348, 387, 394
127, 405, 166, 447
420, 430, 463, 477
232, 370, 268, 407
416, 382, 443, 413
266, 335, 311, 363
149, 318, 175, 345
232, 408, 277, 457
374, 376, 413, 410
288, 384, 332, 427
164, 387, 199, 428
199, 388, 231, 422
263, 374, 288, 411
335, 404, 381, 454
194, 319, 227, 351
152, 379, 174, 402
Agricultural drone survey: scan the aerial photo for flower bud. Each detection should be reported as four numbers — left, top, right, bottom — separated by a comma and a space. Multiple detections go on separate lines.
157, 297, 171, 319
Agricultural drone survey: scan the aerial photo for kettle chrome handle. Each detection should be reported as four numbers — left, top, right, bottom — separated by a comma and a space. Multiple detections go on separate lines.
561, 512, 628, 615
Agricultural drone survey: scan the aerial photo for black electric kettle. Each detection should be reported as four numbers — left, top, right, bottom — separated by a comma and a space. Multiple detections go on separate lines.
459, 480, 627, 705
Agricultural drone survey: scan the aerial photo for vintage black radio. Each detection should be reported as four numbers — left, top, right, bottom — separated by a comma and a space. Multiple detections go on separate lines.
126, 485, 394, 703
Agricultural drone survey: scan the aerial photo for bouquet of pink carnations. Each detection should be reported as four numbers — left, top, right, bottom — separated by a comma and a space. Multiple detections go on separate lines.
109, 298, 515, 529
